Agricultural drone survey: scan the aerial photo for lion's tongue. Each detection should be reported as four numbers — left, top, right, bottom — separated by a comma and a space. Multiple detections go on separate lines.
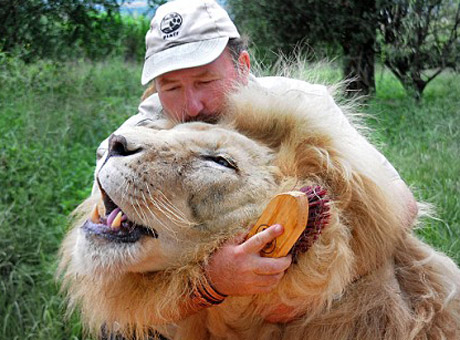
107, 208, 121, 227
101, 207, 128, 229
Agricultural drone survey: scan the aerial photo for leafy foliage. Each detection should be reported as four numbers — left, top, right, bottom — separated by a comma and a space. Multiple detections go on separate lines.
379, 0, 460, 100
0, 0, 115, 61
227, 1, 336, 65
227, 0, 460, 99
227, 0, 384, 95
0, 0, 156, 62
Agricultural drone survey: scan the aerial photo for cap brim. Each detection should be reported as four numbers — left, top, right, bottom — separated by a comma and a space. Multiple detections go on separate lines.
141, 37, 229, 86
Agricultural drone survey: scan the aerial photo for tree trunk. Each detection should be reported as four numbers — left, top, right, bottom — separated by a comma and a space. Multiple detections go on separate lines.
340, 0, 377, 97
342, 39, 376, 96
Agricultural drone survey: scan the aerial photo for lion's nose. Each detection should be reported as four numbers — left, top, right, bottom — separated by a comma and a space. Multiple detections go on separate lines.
108, 134, 142, 157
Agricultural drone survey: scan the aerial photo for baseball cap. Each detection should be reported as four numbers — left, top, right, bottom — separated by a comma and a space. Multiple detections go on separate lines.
141, 0, 241, 86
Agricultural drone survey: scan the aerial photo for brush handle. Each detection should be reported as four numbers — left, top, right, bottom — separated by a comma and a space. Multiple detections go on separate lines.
247, 191, 310, 258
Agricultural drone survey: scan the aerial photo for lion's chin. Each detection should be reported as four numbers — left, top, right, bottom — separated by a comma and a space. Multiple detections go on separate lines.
73, 229, 136, 274
74, 224, 175, 275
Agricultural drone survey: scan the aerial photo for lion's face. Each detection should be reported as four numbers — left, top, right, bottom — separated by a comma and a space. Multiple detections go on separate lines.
74, 122, 279, 274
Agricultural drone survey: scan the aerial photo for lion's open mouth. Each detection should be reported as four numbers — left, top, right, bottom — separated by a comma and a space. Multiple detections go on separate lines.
82, 184, 158, 243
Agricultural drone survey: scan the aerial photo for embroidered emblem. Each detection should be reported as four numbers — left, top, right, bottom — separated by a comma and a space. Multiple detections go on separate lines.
160, 12, 183, 34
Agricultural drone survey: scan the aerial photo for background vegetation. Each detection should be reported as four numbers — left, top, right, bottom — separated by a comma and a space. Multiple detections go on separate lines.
0, 0, 154, 62
229, 0, 460, 98
0, 0, 459, 339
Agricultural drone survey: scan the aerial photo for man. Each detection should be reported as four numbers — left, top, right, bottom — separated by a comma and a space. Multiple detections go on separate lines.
97, 0, 418, 325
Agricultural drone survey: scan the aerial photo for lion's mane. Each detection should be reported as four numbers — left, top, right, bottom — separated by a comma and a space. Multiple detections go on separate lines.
59, 81, 460, 340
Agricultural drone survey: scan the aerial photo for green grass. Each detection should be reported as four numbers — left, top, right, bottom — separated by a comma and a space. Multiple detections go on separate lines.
0, 56, 143, 339
0, 56, 458, 338
369, 70, 460, 262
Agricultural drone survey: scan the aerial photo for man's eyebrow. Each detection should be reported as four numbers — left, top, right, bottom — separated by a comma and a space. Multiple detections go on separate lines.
156, 77, 177, 87
158, 70, 217, 86
193, 70, 215, 78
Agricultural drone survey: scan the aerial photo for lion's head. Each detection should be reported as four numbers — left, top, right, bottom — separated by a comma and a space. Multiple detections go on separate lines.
59, 82, 438, 339
72, 122, 281, 275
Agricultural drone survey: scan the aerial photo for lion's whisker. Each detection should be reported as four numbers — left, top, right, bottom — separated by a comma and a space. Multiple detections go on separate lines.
116, 177, 129, 204
142, 185, 180, 235
143, 183, 190, 227
140, 189, 177, 236
155, 195, 189, 225
120, 177, 130, 202
134, 188, 151, 226
130, 187, 145, 225
156, 190, 184, 217
156, 190, 193, 226
155, 198, 190, 229
149, 198, 180, 235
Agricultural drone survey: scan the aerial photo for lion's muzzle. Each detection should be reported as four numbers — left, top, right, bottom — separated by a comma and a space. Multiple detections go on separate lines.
82, 134, 158, 243
82, 185, 158, 243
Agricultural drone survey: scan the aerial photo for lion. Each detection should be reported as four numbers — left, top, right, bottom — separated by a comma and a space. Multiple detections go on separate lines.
58, 81, 460, 340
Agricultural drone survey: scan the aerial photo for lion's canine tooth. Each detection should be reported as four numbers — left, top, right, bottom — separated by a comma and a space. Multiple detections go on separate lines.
111, 211, 123, 229
91, 205, 100, 223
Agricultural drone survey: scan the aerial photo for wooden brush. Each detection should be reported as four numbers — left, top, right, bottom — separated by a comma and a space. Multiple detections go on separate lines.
247, 186, 330, 259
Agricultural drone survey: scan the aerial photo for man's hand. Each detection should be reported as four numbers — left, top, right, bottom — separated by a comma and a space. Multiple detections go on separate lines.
205, 224, 292, 296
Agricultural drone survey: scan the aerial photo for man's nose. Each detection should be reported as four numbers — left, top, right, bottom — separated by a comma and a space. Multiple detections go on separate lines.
184, 89, 204, 118
107, 134, 142, 158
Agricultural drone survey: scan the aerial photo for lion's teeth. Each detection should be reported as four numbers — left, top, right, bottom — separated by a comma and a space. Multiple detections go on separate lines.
111, 211, 123, 229
91, 205, 100, 223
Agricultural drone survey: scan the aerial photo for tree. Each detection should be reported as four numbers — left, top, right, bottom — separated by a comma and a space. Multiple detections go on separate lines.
0, 0, 125, 61
379, 0, 460, 100
338, 0, 380, 95
227, 0, 385, 96
227, 0, 460, 99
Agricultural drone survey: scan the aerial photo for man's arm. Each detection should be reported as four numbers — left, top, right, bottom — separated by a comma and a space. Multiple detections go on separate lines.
147, 224, 292, 326
394, 178, 419, 228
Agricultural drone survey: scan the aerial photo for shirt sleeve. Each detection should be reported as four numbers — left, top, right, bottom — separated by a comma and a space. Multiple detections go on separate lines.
320, 84, 402, 182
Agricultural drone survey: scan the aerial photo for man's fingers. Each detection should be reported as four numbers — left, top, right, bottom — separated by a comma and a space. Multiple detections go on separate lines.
250, 272, 286, 294
231, 232, 248, 245
241, 224, 284, 253
253, 256, 292, 275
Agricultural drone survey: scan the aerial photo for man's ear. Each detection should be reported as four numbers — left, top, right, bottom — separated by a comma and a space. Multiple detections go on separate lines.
237, 51, 251, 84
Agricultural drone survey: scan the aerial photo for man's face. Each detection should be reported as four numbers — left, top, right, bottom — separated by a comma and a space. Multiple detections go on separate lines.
155, 49, 250, 123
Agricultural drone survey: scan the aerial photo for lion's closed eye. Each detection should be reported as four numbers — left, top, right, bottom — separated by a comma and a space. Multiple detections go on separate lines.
202, 155, 238, 171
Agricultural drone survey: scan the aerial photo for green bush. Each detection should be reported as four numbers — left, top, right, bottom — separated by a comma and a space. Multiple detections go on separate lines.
0, 1, 151, 62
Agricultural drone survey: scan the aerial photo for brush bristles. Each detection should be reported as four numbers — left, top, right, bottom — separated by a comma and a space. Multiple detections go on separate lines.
291, 186, 330, 261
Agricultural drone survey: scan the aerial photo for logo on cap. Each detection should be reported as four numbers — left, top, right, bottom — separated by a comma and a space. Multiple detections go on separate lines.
160, 12, 183, 34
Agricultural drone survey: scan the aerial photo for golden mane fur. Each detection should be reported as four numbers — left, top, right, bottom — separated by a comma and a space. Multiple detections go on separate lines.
59, 81, 460, 340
